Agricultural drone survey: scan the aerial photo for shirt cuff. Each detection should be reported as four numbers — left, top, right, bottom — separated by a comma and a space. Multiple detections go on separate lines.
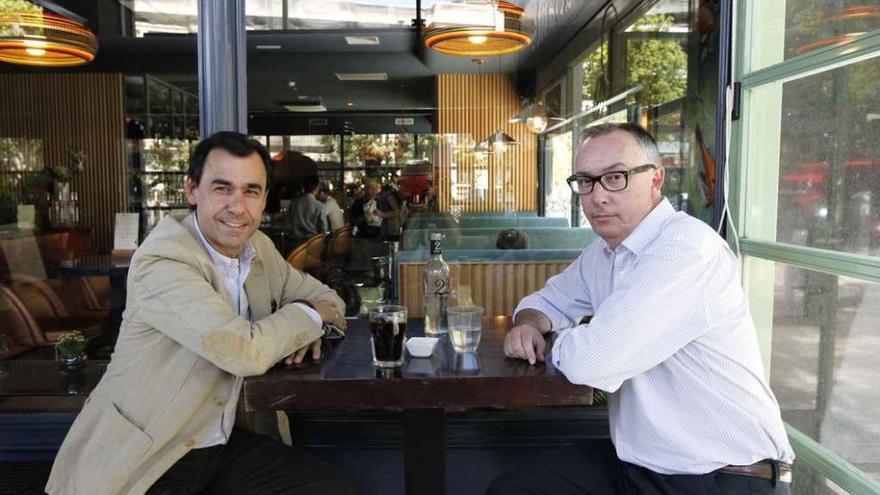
551, 327, 574, 368
293, 303, 323, 327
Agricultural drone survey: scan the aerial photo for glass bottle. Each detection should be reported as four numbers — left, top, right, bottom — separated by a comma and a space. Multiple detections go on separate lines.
423, 232, 449, 336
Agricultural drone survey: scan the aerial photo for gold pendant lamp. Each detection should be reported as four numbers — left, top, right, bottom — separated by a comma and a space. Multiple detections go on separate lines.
424, 1, 534, 57
0, 8, 98, 67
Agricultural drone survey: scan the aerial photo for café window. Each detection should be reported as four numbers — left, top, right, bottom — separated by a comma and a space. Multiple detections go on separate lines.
734, 1, 880, 492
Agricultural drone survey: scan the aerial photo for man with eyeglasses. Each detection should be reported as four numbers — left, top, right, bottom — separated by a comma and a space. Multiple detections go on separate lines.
491, 123, 793, 495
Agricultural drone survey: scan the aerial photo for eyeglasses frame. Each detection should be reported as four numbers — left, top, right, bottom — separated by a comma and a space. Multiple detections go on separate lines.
565, 163, 658, 195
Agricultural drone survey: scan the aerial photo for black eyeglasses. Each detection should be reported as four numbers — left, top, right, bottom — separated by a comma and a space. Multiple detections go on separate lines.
566, 164, 657, 195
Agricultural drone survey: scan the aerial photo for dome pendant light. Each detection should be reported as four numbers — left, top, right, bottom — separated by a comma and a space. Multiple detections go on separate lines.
0, 8, 98, 67
424, 1, 534, 57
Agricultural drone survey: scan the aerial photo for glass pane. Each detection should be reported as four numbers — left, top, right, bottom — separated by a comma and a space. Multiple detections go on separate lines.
769, 263, 880, 482
772, 57, 880, 255
142, 139, 192, 172
246, 0, 283, 30
142, 173, 187, 208
619, 1, 689, 109
343, 134, 414, 167
286, 0, 422, 30
544, 131, 573, 225
791, 459, 852, 495
133, 0, 198, 36
750, 2, 879, 70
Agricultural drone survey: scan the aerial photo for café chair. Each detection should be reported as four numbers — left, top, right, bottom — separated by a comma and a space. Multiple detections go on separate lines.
325, 224, 353, 262
6, 276, 104, 343
0, 284, 49, 349
286, 232, 326, 279
75, 276, 111, 314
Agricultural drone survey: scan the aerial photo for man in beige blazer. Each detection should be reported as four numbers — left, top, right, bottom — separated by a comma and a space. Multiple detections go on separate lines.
47, 132, 355, 495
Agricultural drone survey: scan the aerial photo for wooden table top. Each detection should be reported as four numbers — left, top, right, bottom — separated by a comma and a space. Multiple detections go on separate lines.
244, 317, 592, 413
0, 358, 108, 412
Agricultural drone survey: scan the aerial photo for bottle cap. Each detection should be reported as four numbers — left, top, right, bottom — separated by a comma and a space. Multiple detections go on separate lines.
429, 232, 442, 241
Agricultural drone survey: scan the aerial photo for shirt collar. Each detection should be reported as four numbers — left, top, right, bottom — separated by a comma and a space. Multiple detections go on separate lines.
620, 197, 676, 255
601, 197, 676, 256
192, 215, 256, 267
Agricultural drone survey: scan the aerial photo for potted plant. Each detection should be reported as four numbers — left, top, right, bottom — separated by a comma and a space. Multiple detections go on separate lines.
55, 330, 87, 375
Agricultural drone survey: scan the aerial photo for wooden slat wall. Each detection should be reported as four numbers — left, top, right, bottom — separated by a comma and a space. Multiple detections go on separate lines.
0, 73, 127, 252
436, 74, 537, 213
398, 260, 570, 317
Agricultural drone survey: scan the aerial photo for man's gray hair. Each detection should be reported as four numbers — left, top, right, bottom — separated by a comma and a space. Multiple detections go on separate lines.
579, 123, 662, 165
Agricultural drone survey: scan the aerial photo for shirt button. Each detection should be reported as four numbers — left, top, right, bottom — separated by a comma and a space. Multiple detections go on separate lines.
215, 399, 227, 407
185, 439, 196, 448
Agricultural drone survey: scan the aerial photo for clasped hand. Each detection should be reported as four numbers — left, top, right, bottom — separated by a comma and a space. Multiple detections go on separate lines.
285, 300, 347, 366
503, 324, 547, 365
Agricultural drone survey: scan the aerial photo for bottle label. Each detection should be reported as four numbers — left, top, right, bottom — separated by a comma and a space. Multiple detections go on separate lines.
432, 277, 449, 296
429, 238, 442, 255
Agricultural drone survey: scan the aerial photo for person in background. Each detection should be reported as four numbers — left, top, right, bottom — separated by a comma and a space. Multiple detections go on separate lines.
423, 179, 438, 213
351, 179, 381, 239
47, 132, 354, 495
288, 175, 327, 242
317, 181, 345, 232
376, 181, 405, 242
496, 228, 530, 249
490, 123, 793, 495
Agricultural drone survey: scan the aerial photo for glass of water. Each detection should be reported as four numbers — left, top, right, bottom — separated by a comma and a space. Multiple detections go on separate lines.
447, 305, 484, 352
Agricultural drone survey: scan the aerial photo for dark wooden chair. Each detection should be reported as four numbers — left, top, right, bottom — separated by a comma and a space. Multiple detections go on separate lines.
286, 232, 326, 279
0, 284, 48, 349
7, 276, 104, 343
326, 224, 353, 260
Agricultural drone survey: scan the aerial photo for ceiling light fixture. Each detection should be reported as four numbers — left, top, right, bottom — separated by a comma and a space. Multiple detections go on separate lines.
484, 128, 518, 154
256, 44, 281, 50
0, 9, 98, 67
344, 35, 380, 46
423, 1, 535, 57
510, 100, 551, 133
335, 72, 388, 81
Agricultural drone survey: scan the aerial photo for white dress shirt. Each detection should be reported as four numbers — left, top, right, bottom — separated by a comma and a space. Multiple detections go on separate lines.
192, 216, 321, 448
515, 198, 794, 474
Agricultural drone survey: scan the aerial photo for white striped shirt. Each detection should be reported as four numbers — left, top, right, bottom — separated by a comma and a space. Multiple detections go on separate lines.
515, 198, 794, 474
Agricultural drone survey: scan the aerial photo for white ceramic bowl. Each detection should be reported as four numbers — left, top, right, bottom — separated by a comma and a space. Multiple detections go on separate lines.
406, 337, 439, 358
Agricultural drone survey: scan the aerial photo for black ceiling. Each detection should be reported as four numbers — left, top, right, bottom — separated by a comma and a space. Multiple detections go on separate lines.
2, 0, 633, 131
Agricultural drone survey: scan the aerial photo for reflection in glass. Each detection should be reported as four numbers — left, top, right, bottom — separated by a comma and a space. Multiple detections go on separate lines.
544, 131, 573, 224
769, 263, 880, 483
452, 351, 480, 375
786, 3, 879, 60
775, 58, 880, 256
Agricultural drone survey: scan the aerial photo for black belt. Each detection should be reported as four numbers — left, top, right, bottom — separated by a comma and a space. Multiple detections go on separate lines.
716, 460, 792, 484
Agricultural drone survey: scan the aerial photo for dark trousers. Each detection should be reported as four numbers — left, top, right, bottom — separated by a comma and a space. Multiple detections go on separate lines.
487, 439, 791, 495
147, 428, 356, 495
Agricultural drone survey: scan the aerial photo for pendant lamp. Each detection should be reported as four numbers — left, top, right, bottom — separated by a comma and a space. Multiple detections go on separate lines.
0, 8, 98, 67
424, 1, 534, 57
485, 128, 518, 154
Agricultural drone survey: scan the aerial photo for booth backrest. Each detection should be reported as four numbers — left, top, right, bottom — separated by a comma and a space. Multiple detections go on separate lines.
457, 216, 569, 229
401, 227, 596, 251
396, 249, 582, 317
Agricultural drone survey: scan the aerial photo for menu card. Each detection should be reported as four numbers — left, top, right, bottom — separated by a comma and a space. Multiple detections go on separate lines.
113, 212, 140, 251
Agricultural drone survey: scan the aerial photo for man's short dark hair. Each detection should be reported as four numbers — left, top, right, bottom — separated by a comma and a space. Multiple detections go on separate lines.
302, 176, 320, 193
579, 123, 662, 165
496, 229, 530, 250
188, 132, 273, 187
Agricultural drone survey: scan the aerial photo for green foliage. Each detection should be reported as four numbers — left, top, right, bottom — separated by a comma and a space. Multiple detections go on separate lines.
583, 14, 688, 108
0, 1, 43, 36
55, 330, 87, 358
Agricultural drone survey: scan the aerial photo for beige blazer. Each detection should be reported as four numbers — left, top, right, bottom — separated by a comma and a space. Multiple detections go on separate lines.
46, 214, 343, 495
